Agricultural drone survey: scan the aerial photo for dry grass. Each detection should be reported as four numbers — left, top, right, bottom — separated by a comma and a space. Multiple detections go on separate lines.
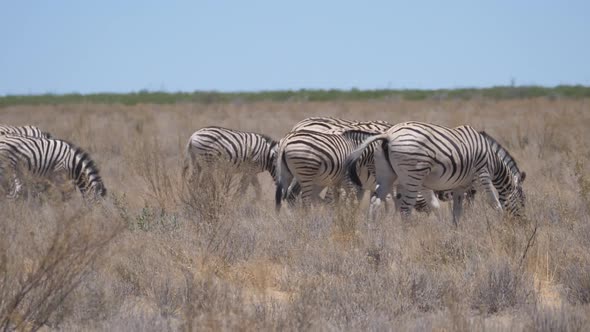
1, 98, 590, 331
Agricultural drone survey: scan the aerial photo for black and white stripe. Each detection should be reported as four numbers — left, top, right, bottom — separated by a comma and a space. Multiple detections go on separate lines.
285, 117, 393, 203
346, 122, 526, 224
275, 129, 378, 211
291, 116, 392, 133
182, 126, 278, 199
0, 124, 51, 138
0, 135, 106, 199
287, 117, 435, 214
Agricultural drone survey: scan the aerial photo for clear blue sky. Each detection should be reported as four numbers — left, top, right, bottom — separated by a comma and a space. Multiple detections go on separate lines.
1, 1, 589, 95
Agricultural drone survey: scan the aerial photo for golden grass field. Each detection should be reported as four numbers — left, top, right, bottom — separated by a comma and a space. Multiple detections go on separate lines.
1, 98, 590, 331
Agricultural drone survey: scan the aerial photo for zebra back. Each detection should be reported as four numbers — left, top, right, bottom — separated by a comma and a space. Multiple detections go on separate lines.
0, 125, 51, 138
291, 116, 392, 133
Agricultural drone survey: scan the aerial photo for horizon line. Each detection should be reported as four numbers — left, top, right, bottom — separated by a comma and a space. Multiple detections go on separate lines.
2, 84, 589, 97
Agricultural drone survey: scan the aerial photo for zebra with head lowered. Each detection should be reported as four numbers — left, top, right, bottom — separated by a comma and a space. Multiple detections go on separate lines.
275, 129, 381, 211
0, 135, 106, 200
345, 121, 526, 225
0, 124, 51, 138
284, 117, 393, 202
284, 116, 436, 213
182, 126, 278, 200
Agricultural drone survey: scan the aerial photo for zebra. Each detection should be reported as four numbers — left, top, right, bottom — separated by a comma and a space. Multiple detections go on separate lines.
284, 117, 393, 203
0, 124, 51, 138
275, 129, 385, 211
0, 135, 106, 200
287, 117, 438, 214
345, 122, 526, 225
182, 126, 278, 200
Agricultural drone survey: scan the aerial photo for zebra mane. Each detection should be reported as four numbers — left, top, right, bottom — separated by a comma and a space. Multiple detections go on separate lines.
259, 133, 278, 149
480, 131, 523, 180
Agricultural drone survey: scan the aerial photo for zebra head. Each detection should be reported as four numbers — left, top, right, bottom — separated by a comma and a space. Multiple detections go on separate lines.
69, 146, 107, 200
504, 171, 526, 217
261, 135, 279, 181
480, 131, 526, 218
268, 144, 278, 178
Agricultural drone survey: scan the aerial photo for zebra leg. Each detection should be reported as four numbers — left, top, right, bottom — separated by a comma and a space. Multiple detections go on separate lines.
478, 173, 502, 212
299, 183, 324, 210
285, 180, 300, 207
452, 190, 465, 226
421, 189, 443, 222
465, 188, 477, 207
251, 176, 262, 200
323, 187, 335, 204
396, 186, 421, 221
369, 182, 394, 222
8, 174, 23, 199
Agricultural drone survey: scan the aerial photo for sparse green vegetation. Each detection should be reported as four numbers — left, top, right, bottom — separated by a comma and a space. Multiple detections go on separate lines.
1, 85, 590, 107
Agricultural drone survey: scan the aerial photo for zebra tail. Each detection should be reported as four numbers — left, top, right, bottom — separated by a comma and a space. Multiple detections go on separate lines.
274, 145, 290, 212
181, 141, 194, 183
345, 132, 389, 187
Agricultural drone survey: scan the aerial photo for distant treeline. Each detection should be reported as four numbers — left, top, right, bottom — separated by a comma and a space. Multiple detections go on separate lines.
1, 85, 589, 107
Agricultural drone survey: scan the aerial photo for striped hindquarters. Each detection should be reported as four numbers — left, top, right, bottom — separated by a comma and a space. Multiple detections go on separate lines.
278, 130, 377, 203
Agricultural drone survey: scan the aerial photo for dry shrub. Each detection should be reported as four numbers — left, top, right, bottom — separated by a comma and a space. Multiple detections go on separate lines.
560, 256, 590, 305
181, 160, 237, 225
331, 189, 363, 240
132, 138, 180, 210
471, 260, 536, 314
526, 304, 589, 332
1, 98, 589, 331
573, 158, 590, 212
393, 265, 454, 314
0, 200, 122, 331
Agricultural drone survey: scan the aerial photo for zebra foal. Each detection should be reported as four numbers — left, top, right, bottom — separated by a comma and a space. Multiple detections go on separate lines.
0, 135, 106, 200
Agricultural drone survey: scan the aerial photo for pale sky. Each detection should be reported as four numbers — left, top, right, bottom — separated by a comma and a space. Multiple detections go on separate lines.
1, 1, 588, 95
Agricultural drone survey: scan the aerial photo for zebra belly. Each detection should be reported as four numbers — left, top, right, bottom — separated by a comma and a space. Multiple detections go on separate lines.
422, 169, 475, 192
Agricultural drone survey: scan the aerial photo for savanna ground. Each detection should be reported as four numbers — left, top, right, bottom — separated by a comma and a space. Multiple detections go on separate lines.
1, 97, 590, 331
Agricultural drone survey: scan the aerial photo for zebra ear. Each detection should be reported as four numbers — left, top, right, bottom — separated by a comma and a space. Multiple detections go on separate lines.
520, 172, 526, 183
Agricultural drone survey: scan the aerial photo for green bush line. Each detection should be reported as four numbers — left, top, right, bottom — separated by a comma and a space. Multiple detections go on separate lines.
1, 85, 589, 107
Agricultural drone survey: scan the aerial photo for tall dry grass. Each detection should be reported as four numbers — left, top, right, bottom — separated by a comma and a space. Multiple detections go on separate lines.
0, 98, 589, 331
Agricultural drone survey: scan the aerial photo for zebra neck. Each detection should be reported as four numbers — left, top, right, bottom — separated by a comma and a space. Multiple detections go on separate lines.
490, 153, 518, 201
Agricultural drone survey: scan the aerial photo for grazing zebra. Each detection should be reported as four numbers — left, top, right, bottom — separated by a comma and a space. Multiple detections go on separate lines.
182, 126, 278, 199
0, 124, 51, 138
0, 135, 106, 200
285, 117, 393, 203
287, 117, 435, 214
345, 122, 526, 225
275, 129, 382, 211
